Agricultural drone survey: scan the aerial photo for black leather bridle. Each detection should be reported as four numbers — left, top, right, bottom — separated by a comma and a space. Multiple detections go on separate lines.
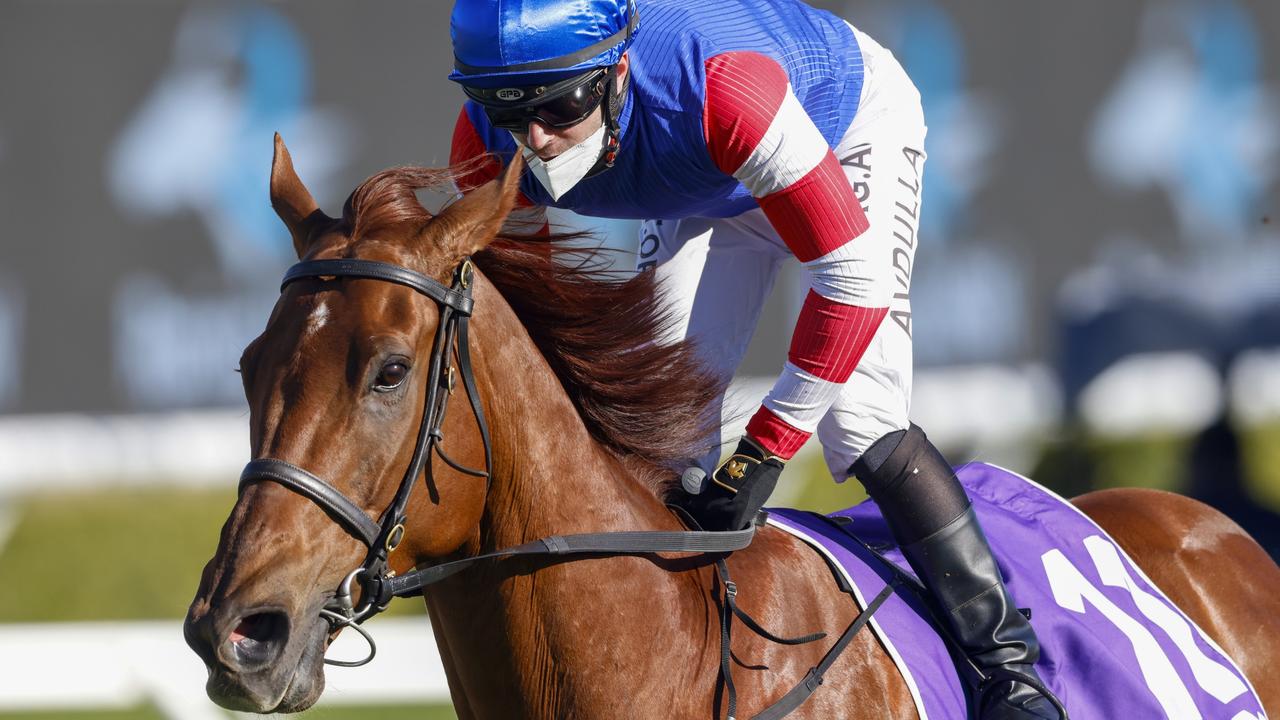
236, 257, 762, 666
233, 255, 895, 720
238, 256, 492, 665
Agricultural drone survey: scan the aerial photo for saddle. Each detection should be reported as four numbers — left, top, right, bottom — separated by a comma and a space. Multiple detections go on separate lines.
767, 463, 1266, 720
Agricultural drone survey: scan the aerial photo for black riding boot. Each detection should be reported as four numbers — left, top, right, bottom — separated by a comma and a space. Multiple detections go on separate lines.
851, 425, 1065, 720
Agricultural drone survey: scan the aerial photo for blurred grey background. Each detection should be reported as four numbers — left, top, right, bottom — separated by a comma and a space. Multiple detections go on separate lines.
1, 0, 1276, 416
0, 1, 1278, 717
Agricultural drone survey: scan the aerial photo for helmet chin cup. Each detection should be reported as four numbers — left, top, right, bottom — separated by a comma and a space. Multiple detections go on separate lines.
604, 137, 619, 168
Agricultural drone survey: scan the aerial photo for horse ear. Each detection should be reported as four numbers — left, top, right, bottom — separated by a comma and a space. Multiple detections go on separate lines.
270, 133, 328, 258
430, 153, 525, 260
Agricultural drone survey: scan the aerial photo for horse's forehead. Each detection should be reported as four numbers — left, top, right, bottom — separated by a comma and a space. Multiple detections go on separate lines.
271, 277, 428, 357
260, 237, 446, 355
358, 235, 452, 273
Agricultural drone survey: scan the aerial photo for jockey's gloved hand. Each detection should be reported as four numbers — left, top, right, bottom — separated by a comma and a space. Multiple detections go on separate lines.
680, 437, 783, 531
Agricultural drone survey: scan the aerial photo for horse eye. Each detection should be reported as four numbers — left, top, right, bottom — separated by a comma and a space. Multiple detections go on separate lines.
375, 361, 409, 390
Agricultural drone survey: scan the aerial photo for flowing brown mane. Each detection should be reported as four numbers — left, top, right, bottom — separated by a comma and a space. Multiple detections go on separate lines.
339, 164, 724, 478
342, 165, 460, 241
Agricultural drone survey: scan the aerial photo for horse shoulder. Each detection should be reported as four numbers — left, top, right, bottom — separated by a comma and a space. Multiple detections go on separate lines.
1074, 488, 1280, 711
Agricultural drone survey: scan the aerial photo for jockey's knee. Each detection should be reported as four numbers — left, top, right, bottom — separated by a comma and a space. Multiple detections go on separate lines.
848, 424, 920, 497
847, 424, 972, 542
816, 410, 909, 483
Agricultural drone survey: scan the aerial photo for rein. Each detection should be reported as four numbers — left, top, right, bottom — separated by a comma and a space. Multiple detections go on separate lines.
237, 256, 891, 719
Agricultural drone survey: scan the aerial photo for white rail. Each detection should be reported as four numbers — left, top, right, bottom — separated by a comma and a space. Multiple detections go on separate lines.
0, 366, 1066, 498
0, 618, 450, 718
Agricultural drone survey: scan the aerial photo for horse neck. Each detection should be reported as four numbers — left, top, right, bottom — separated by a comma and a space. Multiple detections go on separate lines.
469, 275, 679, 546
426, 275, 699, 716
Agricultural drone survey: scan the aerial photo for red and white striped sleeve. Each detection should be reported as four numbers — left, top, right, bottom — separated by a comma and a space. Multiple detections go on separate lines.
703, 52, 889, 460
450, 106, 548, 236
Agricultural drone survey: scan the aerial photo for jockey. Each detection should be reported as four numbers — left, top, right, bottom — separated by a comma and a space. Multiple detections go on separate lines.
447, 1, 1062, 717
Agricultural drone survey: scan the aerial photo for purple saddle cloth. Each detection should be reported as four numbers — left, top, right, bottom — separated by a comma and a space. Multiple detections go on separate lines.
766, 463, 1268, 720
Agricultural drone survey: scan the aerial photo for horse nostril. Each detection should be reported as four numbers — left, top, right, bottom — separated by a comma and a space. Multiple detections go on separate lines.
227, 611, 289, 671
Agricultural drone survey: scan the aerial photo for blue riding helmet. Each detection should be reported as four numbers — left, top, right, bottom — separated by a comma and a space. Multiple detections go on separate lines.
449, 0, 640, 89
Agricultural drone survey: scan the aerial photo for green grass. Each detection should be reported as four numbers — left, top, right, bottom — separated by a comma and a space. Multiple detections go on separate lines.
1240, 421, 1280, 512
4, 425, 1280, 719
0, 487, 237, 621
1030, 428, 1205, 500
0, 489, 453, 717
0, 466, 866, 623
779, 450, 868, 514
6, 424, 1280, 622
1084, 432, 1190, 493
0, 486, 417, 622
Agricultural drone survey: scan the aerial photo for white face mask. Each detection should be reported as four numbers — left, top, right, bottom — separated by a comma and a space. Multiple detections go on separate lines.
518, 123, 608, 201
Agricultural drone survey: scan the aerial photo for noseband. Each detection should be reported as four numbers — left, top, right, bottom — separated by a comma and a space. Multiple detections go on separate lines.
238, 256, 491, 666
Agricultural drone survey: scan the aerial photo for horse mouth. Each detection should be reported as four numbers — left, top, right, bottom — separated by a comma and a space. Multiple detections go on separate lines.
204, 614, 329, 713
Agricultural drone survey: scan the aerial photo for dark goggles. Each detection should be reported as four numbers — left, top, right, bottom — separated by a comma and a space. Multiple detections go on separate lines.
463, 68, 610, 132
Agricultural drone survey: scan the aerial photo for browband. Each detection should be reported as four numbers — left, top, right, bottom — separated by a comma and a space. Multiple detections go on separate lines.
283, 259, 474, 316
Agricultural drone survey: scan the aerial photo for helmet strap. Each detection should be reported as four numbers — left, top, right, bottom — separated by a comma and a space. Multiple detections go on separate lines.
600, 66, 625, 169
573, 64, 626, 184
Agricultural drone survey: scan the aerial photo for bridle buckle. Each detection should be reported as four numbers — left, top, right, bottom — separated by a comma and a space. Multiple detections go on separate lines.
385, 523, 406, 553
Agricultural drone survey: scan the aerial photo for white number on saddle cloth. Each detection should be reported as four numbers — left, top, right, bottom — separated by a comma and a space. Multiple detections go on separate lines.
1041, 535, 1257, 720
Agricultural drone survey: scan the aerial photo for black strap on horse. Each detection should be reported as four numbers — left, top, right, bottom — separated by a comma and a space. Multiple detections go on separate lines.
236, 256, 897, 718
240, 257, 497, 664
710, 551, 899, 720
374, 525, 753, 601
237, 257, 762, 652
748, 581, 898, 720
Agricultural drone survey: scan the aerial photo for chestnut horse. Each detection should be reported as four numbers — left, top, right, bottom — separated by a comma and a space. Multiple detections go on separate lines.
185, 137, 1280, 718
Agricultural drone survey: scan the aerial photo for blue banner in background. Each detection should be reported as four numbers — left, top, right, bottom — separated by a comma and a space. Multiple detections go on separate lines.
108, 4, 353, 279
1091, 0, 1278, 247
103, 3, 355, 410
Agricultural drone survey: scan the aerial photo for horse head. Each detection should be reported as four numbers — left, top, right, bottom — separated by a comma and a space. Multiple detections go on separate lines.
183, 134, 522, 713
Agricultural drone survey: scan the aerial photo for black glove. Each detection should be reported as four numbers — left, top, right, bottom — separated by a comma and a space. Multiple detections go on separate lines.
679, 437, 784, 531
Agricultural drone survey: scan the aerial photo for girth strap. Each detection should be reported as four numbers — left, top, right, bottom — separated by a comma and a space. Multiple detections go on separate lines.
240, 458, 382, 547
722, 571, 827, 646
749, 579, 899, 720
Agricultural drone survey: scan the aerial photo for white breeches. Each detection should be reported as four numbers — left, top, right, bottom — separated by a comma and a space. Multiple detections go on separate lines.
638, 28, 928, 482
